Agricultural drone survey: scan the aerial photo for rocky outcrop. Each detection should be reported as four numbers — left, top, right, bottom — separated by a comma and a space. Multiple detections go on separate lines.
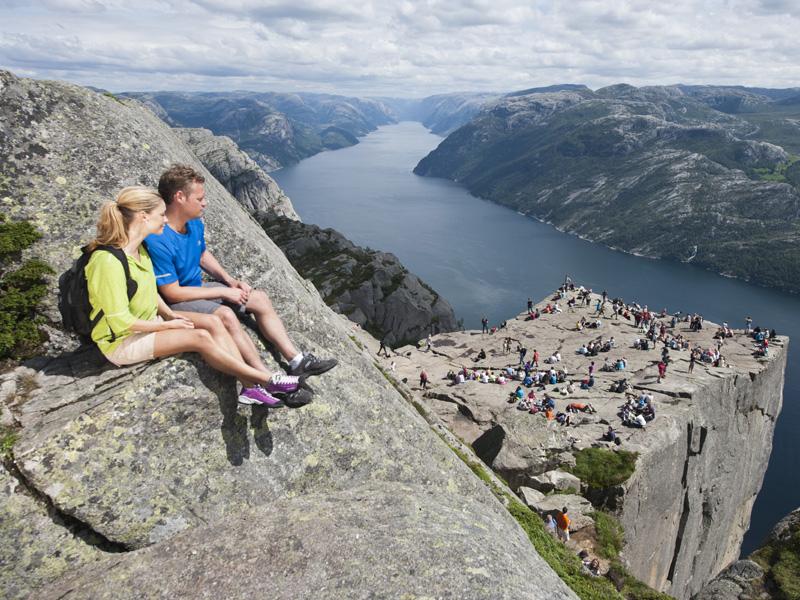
385, 292, 787, 599
0, 70, 577, 599
174, 127, 299, 219
414, 84, 800, 294
258, 215, 460, 346
694, 506, 800, 599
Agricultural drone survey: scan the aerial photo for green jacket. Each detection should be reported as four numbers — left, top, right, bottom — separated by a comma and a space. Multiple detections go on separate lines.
86, 246, 158, 355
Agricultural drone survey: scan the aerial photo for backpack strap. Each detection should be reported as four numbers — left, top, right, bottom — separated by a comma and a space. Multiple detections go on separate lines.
84, 245, 139, 344
93, 245, 138, 301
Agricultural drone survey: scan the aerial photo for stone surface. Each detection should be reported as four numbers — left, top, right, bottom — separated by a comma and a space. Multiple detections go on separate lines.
37, 483, 577, 600
0, 70, 577, 599
529, 470, 582, 494
356, 290, 787, 599
0, 463, 103, 599
174, 127, 299, 219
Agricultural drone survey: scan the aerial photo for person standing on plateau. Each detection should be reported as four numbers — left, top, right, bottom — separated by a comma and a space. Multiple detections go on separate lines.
145, 165, 337, 392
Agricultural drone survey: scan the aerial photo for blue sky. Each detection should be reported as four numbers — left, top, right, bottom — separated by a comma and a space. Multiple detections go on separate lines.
1, 0, 798, 96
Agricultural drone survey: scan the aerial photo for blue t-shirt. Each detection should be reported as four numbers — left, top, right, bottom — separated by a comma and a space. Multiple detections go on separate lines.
145, 220, 206, 287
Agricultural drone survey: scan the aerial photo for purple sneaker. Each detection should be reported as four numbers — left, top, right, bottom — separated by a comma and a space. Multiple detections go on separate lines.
264, 374, 302, 395
238, 386, 284, 408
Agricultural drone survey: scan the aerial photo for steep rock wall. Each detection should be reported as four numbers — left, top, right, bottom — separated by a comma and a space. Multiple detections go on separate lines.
174, 127, 299, 219
621, 343, 787, 598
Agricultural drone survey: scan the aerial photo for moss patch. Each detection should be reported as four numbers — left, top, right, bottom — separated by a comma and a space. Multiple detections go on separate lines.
0, 215, 53, 360
751, 525, 800, 600
569, 448, 638, 488
593, 511, 625, 560
1, 426, 19, 459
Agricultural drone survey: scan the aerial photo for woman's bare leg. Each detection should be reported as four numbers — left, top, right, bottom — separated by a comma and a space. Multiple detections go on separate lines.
153, 329, 269, 388
175, 311, 250, 364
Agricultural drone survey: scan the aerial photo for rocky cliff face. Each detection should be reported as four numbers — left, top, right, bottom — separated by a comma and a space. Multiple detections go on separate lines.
259, 215, 460, 346
620, 342, 787, 599
694, 506, 800, 599
0, 70, 577, 599
386, 291, 787, 599
414, 84, 800, 294
174, 127, 299, 219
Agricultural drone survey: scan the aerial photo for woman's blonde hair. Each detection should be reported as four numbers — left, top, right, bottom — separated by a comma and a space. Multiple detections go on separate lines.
87, 186, 163, 251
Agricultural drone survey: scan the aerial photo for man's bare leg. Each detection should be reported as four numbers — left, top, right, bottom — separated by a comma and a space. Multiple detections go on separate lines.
210, 305, 271, 375
243, 290, 299, 362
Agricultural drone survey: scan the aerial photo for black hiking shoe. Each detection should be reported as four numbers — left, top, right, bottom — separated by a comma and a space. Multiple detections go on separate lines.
288, 353, 338, 379
283, 387, 314, 408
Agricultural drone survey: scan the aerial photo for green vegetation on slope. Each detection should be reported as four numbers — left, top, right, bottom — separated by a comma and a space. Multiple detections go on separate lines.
751, 524, 800, 599
568, 448, 639, 489
0, 215, 53, 360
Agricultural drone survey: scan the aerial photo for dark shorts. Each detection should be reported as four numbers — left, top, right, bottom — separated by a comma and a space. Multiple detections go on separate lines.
169, 282, 247, 315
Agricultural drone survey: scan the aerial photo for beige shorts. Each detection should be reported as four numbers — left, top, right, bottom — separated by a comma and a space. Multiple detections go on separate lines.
105, 317, 163, 366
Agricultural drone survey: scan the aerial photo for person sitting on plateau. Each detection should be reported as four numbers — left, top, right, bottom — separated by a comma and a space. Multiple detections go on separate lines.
145, 165, 337, 389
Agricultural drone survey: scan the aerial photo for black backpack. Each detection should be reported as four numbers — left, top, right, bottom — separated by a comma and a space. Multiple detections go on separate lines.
58, 245, 138, 344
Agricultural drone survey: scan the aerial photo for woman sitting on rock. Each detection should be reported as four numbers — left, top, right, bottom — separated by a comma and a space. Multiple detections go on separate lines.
85, 187, 308, 407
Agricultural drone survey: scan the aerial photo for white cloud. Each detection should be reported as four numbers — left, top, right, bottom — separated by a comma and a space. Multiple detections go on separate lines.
0, 0, 798, 96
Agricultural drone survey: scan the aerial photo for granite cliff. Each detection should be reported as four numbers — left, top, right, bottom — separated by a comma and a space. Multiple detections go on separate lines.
0, 70, 576, 599
258, 215, 459, 347
695, 506, 800, 599
414, 84, 800, 293
176, 127, 459, 347
376, 292, 787, 599
174, 127, 299, 219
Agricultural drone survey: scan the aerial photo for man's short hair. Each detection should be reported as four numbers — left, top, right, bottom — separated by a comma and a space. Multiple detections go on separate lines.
158, 164, 205, 204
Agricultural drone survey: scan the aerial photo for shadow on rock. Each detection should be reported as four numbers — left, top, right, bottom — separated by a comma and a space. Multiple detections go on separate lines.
250, 405, 273, 457
25, 344, 114, 378
185, 354, 252, 467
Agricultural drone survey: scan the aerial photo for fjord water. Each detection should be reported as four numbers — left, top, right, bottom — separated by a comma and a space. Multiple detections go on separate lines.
273, 121, 798, 555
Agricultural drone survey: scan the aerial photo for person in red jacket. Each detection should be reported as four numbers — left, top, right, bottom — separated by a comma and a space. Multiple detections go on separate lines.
556, 507, 571, 542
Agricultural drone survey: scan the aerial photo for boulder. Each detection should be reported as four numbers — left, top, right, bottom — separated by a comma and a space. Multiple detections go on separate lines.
518, 486, 546, 507
528, 470, 582, 494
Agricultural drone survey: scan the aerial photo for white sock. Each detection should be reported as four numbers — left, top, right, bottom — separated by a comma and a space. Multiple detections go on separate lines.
289, 353, 304, 370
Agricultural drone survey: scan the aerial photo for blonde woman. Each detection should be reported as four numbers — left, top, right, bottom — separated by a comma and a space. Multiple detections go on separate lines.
85, 186, 308, 407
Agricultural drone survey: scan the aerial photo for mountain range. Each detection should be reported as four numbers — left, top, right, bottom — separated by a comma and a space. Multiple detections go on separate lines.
414, 83, 800, 293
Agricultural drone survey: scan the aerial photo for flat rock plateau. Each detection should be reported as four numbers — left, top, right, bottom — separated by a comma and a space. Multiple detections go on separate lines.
354, 290, 787, 599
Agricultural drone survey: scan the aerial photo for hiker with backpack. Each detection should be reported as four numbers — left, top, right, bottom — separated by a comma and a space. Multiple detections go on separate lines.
71, 186, 309, 407
144, 165, 336, 396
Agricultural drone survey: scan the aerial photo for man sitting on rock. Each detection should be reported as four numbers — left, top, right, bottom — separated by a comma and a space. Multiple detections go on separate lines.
146, 164, 337, 392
